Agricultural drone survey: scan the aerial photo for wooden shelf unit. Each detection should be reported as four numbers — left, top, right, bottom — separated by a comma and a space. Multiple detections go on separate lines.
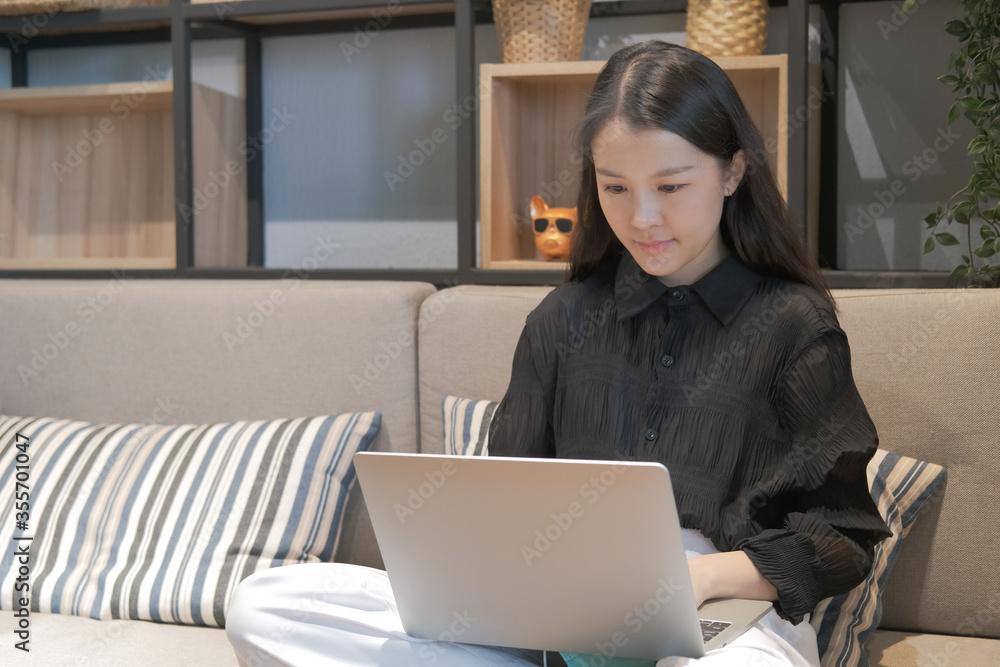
0, 80, 246, 270
479, 55, 819, 271
0, 0, 854, 284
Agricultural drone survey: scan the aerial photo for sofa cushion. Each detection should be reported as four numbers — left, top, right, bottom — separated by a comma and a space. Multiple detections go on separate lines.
866, 629, 1000, 666
0, 279, 435, 573
0, 412, 380, 628
811, 450, 947, 666
0, 612, 238, 666
834, 288, 1000, 638
419, 285, 553, 454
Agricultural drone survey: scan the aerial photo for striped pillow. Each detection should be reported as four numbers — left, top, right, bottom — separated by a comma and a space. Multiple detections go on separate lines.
0, 412, 380, 627
442, 395, 498, 456
811, 449, 947, 666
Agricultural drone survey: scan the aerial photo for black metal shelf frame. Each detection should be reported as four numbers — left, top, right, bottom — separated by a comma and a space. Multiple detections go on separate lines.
0, 0, 946, 286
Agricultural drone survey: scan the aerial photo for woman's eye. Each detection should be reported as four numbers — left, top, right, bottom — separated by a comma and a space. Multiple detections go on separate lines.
603, 185, 626, 194
660, 184, 684, 194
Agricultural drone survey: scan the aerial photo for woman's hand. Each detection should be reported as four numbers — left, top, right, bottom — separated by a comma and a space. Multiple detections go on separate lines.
687, 551, 779, 608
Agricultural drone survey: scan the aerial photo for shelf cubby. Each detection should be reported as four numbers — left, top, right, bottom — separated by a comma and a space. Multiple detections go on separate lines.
0, 80, 246, 270
479, 55, 819, 271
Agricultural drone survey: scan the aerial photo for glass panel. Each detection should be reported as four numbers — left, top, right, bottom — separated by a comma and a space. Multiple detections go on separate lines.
0, 49, 10, 89
262, 27, 458, 270
27, 43, 171, 86
838, 0, 970, 271
191, 38, 248, 268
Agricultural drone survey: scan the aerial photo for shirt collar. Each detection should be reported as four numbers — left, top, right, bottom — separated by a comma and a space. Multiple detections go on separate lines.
614, 253, 761, 326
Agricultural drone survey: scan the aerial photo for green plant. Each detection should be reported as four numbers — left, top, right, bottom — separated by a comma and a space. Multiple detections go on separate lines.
916, 0, 1000, 286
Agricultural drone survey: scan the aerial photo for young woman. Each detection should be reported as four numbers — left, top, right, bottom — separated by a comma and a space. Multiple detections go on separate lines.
483, 40, 891, 665
226, 42, 889, 667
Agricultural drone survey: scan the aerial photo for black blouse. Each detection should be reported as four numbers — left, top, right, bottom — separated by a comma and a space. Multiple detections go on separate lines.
488, 253, 891, 623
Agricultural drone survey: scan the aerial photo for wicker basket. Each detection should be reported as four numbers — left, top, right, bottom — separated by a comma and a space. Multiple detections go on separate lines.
686, 0, 769, 57
0, 0, 162, 16
492, 0, 592, 64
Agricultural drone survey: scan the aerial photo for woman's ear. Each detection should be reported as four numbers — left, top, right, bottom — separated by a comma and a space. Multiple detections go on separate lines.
725, 150, 747, 195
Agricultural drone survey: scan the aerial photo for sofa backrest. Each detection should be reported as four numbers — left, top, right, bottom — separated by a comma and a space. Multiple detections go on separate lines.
419, 285, 1000, 640
835, 288, 999, 640
418, 285, 554, 455
0, 278, 435, 569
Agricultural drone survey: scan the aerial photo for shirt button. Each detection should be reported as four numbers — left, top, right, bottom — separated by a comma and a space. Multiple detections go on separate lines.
660, 354, 674, 368
644, 428, 657, 441
670, 289, 683, 301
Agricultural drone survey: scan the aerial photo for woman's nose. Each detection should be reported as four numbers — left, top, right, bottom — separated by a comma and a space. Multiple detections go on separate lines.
631, 193, 660, 229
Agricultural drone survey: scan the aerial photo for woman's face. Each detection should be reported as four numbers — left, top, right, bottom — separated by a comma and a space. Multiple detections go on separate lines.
592, 119, 745, 286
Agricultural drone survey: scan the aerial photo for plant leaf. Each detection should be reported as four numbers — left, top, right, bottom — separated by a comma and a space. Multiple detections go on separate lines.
978, 99, 998, 114
945, 20, 970, 40
973, 244, 994, 258
924, 236, 936, 254
958, 96, 980, 111
950, 264, 970, 279
948, 103, 961, 124
981, 223, 997, 240
936, 232, 961, 246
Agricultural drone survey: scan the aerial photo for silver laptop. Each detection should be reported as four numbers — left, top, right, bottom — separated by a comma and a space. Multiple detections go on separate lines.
353, 452, 772, 661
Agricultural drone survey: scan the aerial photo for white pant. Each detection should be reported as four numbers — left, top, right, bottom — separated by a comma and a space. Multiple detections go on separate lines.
226, 532, 819, 667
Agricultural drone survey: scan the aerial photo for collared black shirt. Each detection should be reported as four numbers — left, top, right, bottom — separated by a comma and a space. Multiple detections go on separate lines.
488, 253, 891, 623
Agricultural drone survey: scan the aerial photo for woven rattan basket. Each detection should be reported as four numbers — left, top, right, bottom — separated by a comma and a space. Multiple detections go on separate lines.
492, 0, 592, 64
686, 0, 769, 57
0, 0, 162, 16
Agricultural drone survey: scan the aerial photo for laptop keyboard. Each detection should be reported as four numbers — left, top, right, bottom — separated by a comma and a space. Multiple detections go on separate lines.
700, 618, 732, 643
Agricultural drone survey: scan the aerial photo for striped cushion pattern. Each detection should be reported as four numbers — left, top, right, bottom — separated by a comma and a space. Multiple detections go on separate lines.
811, 449, 947, 666
442, 395, 498, 456
0, 412, 380, 627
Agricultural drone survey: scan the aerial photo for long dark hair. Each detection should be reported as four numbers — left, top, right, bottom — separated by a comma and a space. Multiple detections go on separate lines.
569, 41, 830, 303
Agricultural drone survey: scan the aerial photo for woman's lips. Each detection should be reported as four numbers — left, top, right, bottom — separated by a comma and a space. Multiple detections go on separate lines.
637, 239, 673, 252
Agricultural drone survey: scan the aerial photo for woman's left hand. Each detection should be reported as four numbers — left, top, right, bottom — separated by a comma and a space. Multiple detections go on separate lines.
686, 551, 779, 608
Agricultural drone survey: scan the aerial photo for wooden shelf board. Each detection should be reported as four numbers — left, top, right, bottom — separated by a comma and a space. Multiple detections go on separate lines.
188, 0, 454, 24
480, 55, 787, 83
710, 54, 789, 71
483, 259, 568, 271
0, 256, 175, 270
480, 61, 605, 84
0, 81, 173, 116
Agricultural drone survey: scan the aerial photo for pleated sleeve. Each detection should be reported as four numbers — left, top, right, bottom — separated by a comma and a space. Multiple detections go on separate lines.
737, 329, 891, 623
487, 314, 558, 459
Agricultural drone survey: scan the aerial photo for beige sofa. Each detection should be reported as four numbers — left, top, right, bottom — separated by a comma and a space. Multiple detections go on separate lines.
0, 279, 997, 666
